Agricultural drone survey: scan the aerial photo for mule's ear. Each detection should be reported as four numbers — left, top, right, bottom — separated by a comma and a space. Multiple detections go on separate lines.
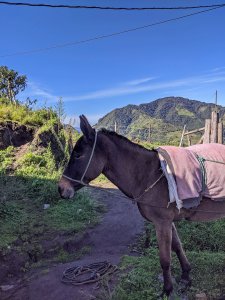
79, 115, 95, 140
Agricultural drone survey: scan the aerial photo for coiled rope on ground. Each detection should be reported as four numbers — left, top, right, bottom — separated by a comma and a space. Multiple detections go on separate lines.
61, 261, 118, 285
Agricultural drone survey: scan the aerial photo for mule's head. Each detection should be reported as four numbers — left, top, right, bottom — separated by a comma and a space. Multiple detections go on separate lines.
58, 115, 105, 199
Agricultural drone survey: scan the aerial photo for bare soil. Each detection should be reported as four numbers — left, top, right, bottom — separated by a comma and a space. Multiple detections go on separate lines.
1, 184, 144, 300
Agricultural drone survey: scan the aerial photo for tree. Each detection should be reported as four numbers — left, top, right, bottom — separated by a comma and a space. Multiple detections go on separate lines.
55, 97, 66, 133
0, 66, 27, 103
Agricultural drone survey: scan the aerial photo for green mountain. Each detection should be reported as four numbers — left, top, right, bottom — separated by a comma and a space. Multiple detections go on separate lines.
96, 97, 225, 144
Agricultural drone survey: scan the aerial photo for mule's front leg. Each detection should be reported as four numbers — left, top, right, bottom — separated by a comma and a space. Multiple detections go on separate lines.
155, 223, 173, 296
172, 223, 191, 284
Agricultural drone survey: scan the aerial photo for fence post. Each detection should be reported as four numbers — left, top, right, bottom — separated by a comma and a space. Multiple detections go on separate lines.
203, 119, 211, 144
210, 111, 219, 143
179, 125, 186, 147
218, 122, 223, 144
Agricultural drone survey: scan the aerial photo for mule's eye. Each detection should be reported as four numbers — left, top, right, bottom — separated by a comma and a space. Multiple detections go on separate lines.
74, 153, 81, 159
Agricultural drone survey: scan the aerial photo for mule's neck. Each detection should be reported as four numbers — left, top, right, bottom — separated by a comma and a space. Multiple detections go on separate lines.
99, 132, 160, 198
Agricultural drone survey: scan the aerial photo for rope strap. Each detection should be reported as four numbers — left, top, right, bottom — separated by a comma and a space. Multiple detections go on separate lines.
61, 261, 118, 285
195, 155, 207, 192
195, 155, 225, 193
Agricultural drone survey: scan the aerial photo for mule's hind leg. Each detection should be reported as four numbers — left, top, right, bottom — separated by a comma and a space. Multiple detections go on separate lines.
155, 222, 173, 296
172, 223, 191, 284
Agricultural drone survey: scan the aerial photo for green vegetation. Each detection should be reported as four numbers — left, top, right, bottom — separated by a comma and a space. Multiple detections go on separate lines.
176, 107, 195, 117
0, 66, 27, 103
0, 100, 57, 126
112, 220, 225, 299
0, 70, 102, 272
93, 174, 110, 184
0, 144, 102, 269
96, 96, 225, 144
46, 195, 101, 232
0, 146, 14, 173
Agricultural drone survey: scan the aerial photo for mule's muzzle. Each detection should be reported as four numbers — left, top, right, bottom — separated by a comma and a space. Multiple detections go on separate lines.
58, 177, 75, 199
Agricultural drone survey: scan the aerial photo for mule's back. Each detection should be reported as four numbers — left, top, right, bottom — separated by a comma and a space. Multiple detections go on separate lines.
158, 143, 225, 209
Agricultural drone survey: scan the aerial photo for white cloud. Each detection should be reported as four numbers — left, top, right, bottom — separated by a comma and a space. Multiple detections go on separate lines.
211, 67, 225, 72
20, 69, 225, 105
64, 113, 103, 126
126, 77, 156, 86
68, 70, 225, 101
22, 81, 59, 103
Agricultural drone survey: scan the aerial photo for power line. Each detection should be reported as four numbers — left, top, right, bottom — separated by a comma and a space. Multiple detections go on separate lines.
1, 5, 224, 58
0, 1, 225, 10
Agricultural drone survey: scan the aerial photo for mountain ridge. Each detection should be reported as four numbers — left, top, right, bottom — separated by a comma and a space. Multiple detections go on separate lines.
96, 97, 224, 144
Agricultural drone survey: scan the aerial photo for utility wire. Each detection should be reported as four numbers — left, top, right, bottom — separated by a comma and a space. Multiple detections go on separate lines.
1, 5, 224, 58
0, 1, 225, 10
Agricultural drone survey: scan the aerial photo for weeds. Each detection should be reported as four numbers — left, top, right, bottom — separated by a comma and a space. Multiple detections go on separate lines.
0, 146, 14, 173
0, 102, 57, 126
0, 143, 103, 270
113, 221, 225, 299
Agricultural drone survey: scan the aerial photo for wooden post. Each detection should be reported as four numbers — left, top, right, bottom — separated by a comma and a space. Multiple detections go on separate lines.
179, 125, 186, 147
114, 121, 117, 133
186, 133, 191, 146
203, 119, 211, 144
218, 122, 223, 144
210, 111, 219, 143
198, 135, 204, 144
184, 127, 205, 136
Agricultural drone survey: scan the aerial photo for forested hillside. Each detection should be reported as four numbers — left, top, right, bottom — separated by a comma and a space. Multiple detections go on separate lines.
96, 97, 225, 144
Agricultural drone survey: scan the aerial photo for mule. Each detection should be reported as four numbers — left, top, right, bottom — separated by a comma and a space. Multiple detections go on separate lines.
58, 115, 225, 297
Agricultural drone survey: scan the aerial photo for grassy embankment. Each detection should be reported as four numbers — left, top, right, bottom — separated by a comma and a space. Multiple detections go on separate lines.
111, 220, 225, 299
0, 100, 103, 270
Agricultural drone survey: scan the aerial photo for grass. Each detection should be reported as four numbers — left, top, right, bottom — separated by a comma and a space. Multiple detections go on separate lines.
113, 249, 225, 300
0, 100, 58, 126
112, 220, 225, 300
93, 174, 110, 184
0, 146, 14, 173
176, 107, 195, 117
0, 144, 104, 271
46, 193, 101, 232
0, 99, 98, 273
0, 174, 102, 247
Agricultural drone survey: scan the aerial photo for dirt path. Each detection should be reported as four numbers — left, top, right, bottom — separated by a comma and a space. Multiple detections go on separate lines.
7, 185, 144, 300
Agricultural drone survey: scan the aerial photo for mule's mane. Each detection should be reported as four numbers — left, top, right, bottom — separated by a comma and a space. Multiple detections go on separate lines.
99, 128, 153, 154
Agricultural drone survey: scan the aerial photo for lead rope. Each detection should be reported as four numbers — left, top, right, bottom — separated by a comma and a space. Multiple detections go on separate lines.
62, 171, 165, 203
61, 261, 118, 286
62, 130, 165, 203
62, 171, 225, 214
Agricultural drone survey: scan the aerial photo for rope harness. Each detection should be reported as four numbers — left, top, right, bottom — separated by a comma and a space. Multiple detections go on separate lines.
62, 131, 98, 186
62, 131, 165, 203
61, 261, 118, 286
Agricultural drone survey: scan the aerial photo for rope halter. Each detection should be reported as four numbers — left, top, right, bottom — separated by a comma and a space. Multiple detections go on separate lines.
62, 131, 98, 186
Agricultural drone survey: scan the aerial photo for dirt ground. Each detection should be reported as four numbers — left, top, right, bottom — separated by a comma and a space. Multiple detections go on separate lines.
1, 184, 144, 300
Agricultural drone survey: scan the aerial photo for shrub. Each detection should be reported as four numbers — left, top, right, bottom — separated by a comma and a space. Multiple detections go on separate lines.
0, 101, 58, 126
0, 146, 14, 174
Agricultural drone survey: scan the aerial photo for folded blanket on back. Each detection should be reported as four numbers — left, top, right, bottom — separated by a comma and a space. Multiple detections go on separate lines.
157, 143, 225, 209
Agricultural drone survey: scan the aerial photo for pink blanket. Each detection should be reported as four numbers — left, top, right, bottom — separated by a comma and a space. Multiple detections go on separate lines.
157, 143, 225, 208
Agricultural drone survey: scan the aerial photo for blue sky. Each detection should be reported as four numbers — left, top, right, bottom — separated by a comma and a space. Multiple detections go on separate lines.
0, 0, 225, 124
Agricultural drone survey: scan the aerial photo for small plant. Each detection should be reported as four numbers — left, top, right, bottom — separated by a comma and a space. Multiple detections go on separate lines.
0, 146, 14, 173
16, 146, 58, 179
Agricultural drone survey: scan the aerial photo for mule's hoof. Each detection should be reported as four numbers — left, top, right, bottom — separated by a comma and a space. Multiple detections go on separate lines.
158, 287, 173, 299
177, 278, 191, 295
159, 291, 177, 300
